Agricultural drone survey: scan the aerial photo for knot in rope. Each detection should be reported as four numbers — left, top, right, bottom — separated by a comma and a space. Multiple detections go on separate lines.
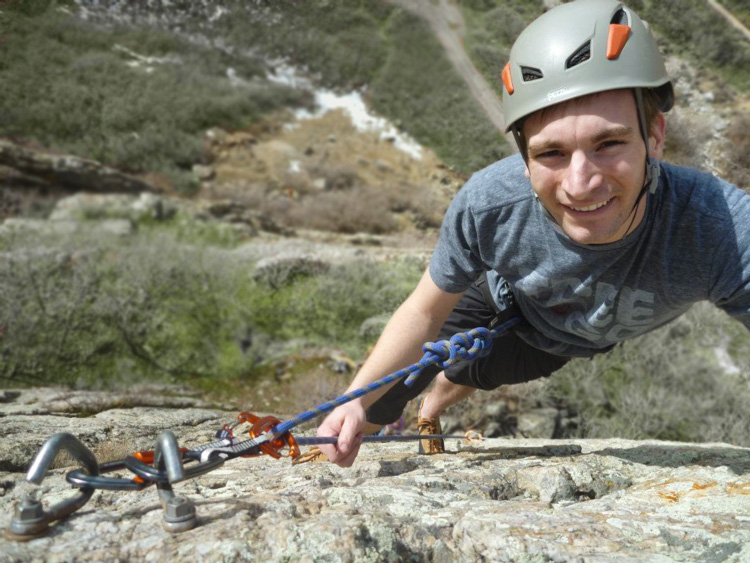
421, 327, 493, 369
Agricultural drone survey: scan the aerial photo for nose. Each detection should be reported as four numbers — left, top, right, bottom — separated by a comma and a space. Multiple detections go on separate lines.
563, 151, 603, 200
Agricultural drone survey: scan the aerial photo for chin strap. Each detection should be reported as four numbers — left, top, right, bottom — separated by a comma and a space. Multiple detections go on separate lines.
646, 156, 660, 194
512, 126, 528, 166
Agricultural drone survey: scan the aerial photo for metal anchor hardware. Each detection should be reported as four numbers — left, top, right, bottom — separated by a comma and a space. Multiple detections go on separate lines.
6, 433, 98, 541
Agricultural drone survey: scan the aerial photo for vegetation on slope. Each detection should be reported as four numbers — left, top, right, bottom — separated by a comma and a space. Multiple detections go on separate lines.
215, 1, 508, 175
546, 303, 750, 446
0, 0, 506, 187
0, 1, 309, 193
1, 0, 748, 447
630, 0, 750, 91
720, 0, 750, 29
460, 0, 750, 94
0, 225, 423, 390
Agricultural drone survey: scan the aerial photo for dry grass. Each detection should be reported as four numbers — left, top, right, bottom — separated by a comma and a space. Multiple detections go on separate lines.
724, 113, 750, 191
286, 187, 398, 234
230, 157, 447, 235
663, 109, 713, 170
223, 353, 355, 426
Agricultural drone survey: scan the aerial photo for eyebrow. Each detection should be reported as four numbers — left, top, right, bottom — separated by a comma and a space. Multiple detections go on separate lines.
527, 125, 636, 155
591, 125, 636, 145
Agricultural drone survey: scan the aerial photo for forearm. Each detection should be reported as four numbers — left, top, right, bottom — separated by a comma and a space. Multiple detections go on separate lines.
342, 304, 441, 408
317, 268, 463, 466
342, 270, 464, 409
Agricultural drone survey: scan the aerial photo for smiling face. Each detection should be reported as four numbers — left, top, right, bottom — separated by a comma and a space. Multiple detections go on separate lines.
523, 89, 665, 245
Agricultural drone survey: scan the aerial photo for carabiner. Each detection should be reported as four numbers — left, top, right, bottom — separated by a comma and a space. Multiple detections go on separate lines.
6, 433, 99, 541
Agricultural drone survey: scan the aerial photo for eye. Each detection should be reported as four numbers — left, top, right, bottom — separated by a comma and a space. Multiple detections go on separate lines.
535, 149, 563, 159
598, 139, 624, 150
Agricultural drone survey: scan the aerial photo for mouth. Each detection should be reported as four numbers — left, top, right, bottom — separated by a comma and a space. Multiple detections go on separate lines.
566, 197, 614, 213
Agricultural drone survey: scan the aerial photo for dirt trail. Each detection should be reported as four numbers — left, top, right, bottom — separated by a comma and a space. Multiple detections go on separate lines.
392, 0, 750, 151
707, 0, 750, 42
388, 0, 516, 147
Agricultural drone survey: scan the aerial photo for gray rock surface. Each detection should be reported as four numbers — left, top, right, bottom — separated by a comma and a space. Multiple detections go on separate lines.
2, 388, 750, 562
49, 192, 177, 223
0, 139, 155, 194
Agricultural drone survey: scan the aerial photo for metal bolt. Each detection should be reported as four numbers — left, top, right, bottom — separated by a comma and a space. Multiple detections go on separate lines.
164, 496, 195, 523
162, 496, 197, 533
5, 497, 49, 541
16, 498, 45, 522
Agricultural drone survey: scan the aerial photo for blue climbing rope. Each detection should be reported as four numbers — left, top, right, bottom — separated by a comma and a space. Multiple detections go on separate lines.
271, 317, 520, 436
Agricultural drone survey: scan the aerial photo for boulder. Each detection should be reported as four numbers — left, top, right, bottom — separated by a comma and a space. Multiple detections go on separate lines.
0, 139, 154, 194
252, 254, 330, 288
359, 313, 392, 340
0, 217, 133, 238
49, 192, 176, 222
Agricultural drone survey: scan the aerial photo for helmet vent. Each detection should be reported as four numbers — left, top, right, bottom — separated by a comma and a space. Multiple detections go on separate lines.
610, 8, 629, 25
566, 41, 591, 69
521, 67, 543, 82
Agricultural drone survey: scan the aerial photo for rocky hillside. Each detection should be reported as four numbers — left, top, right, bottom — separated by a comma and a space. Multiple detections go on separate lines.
1, 0, 748, 228
3, 388, 750, 561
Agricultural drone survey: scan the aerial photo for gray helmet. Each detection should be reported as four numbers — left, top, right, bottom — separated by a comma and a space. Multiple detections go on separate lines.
502, 0, 673, 133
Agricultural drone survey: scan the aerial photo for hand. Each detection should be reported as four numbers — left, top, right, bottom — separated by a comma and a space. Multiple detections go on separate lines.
317, 401, 366, 467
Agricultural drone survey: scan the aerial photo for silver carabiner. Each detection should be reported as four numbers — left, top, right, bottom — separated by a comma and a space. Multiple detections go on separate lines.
6, 433, 99, 541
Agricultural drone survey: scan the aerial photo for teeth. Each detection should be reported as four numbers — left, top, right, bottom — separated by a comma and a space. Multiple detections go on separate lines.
570, 199, 610, 212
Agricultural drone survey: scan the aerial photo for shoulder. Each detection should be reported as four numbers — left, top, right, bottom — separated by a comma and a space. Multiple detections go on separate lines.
660, 162, 749, 220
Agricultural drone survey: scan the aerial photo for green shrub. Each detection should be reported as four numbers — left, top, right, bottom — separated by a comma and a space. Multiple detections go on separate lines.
243, 257, 424, 353
0, 3, 307, 193
0, 226, 424, 389
629, 0, 750, 91
720, 0, 750, 29
0, 229, 255, 387
222, 1, 393, 90
460, 0, 542, 21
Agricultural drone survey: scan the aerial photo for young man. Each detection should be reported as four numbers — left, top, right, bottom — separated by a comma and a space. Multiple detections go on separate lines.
316, 0, 750, 467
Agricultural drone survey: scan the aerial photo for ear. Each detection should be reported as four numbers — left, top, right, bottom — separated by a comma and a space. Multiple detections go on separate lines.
649, 113, 666, 159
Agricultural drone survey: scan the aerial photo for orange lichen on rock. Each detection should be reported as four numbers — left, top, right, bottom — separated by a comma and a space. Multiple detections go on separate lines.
727, 482, 750, 495
658, 491, 679, 503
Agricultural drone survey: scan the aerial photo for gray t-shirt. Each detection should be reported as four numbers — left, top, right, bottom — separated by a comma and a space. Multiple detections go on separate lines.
430, 154, 750, 357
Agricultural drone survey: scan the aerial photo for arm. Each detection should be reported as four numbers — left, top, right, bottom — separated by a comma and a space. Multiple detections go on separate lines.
707, 181, 750, 331
317, 267, 464, 466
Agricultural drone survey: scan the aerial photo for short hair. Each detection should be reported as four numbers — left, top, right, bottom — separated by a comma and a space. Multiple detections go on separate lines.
640, 87, 663, 133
